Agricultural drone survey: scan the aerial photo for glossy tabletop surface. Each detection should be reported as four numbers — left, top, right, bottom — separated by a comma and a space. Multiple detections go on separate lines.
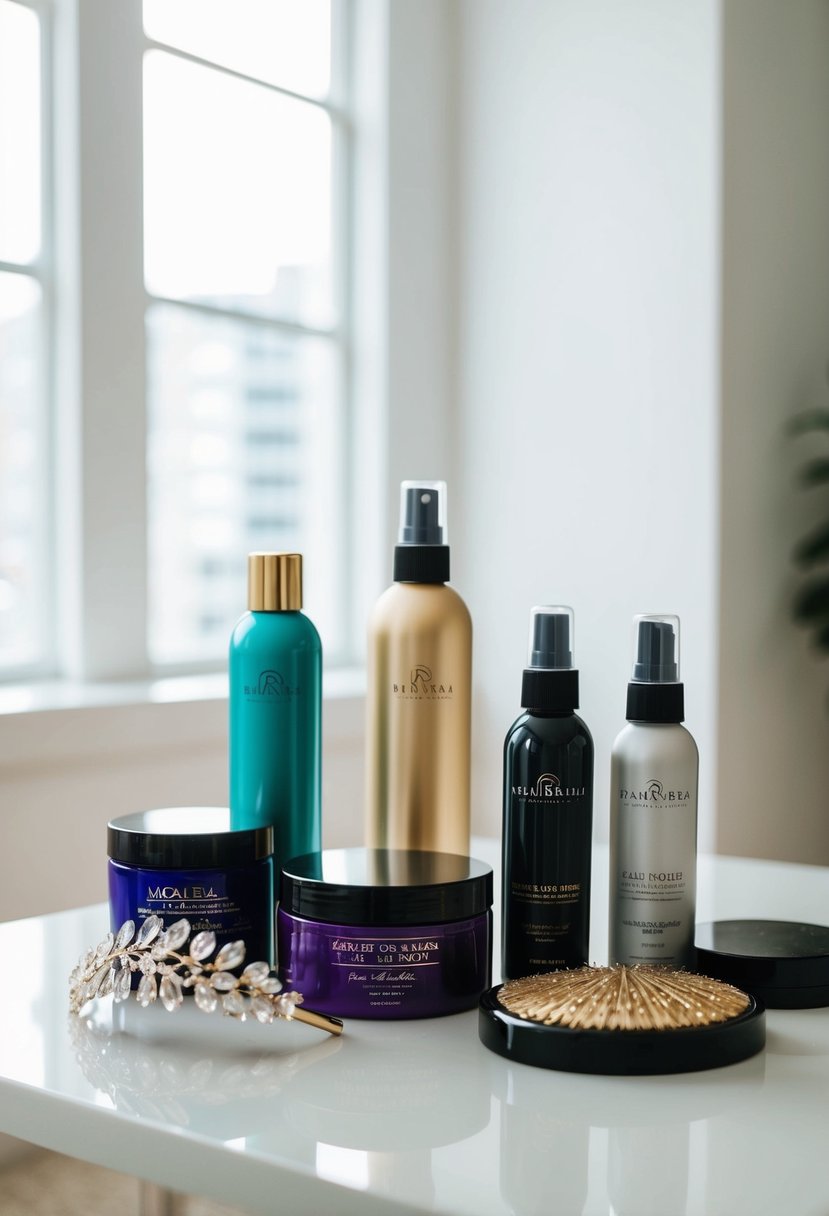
1, 839, 828, 1216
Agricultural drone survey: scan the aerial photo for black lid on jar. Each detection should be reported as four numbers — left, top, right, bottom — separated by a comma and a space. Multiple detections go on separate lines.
108, 807, 273, 869
695, 920, 829, 1009
280, 848, 493, 927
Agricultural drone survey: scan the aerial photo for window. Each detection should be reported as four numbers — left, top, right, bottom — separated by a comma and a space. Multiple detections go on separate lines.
0, 0, 355, 681
0, 0, 50, 677
143, 1, 349, 667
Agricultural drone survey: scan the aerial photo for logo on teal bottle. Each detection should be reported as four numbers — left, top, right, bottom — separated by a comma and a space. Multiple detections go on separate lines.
244, 669, 300, 699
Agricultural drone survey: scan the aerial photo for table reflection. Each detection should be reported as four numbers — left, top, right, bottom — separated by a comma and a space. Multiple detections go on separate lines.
68, 997, 341, 1139
487, 1050, 767, 1216
246, 1014, 491, 1202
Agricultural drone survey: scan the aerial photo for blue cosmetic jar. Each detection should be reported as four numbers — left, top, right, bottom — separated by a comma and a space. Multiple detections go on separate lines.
107, 807, 274, 966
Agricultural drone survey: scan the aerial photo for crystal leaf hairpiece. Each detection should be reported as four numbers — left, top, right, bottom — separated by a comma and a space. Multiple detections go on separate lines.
69, 915, 343, 1037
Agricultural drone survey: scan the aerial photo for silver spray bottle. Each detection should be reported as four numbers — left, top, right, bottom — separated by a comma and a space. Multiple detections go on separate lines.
608, 615, 698, 968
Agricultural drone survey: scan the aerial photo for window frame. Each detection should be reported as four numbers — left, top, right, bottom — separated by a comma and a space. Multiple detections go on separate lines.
3, 0, 444, 693
141, 11, 356, 674
18, 0, 360, 685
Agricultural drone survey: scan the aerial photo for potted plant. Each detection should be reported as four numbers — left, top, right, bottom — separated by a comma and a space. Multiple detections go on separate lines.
790, 401, 829, 647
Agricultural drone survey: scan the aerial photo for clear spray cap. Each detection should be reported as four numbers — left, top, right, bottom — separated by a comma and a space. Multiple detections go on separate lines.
631, 614, 680, 683
397, 480, 447, 545
527, 605, 574, 670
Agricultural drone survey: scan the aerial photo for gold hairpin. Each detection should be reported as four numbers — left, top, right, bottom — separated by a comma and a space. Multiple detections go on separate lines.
69, 915, 343, 1037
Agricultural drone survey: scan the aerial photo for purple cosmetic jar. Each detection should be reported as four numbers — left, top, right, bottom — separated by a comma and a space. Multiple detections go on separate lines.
108, 807, 274, 965
277, 849, 493, 1019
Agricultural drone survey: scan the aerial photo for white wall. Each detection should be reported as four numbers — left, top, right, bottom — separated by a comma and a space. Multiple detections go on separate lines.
717, 0, 829, 863
384, 1, 458, 526
351, 0, 458, 636
0, 684, 364, 922
454, 0, 721, 848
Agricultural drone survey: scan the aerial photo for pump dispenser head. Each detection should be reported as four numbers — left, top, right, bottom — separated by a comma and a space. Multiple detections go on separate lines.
626, 613, 685, 723
393, 480, 451, 583
528, 606, 574, 670
398, 480, 447, 545
632, 614, 679, 683
521, 605, 579, 712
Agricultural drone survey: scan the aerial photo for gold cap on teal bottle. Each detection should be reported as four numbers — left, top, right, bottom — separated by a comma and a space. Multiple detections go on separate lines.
248, 553, 302, 612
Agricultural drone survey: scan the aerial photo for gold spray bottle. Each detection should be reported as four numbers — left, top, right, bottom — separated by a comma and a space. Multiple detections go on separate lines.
366, 480, 472, 854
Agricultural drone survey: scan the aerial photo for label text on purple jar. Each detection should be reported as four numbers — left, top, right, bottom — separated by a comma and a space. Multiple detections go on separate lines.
277, 909, 492, 1019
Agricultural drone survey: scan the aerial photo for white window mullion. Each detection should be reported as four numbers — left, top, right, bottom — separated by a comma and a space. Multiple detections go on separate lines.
145, 292, 341, 342
38, 0, 58, 679
329, 0, 356, 663
345, 0, 388, 662
74, 0, 147, 679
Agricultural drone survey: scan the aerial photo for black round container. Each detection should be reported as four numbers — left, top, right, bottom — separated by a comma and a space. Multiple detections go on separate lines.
695, 919, 829, 1009
478, 984, 765, 1075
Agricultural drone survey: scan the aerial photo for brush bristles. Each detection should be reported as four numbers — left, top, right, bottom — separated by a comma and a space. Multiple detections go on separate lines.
500, 965, 750, 1031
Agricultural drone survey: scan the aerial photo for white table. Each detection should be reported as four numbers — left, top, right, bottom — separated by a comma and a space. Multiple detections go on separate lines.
1, 840, 828, 1216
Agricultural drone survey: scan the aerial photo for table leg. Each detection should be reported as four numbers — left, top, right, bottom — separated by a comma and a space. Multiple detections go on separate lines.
138, 1180, 185, 1216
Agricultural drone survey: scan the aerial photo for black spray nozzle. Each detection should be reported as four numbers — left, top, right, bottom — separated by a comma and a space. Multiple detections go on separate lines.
632, 617, 679, 683
398, 481, 445, 545
528, 606, 574, 670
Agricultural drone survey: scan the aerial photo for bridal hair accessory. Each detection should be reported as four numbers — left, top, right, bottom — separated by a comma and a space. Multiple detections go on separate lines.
69, 915, 343, 1037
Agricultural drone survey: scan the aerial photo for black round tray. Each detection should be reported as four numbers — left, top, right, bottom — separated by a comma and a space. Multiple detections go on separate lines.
478, 984, 765, 1075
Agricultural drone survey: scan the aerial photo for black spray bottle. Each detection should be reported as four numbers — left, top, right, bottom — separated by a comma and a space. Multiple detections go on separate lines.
501, 606, 594, 979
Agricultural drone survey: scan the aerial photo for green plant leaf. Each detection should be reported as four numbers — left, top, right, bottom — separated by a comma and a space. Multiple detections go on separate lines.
794, 524, 829, 566
799, 458, 829, 486
788, 409, 829, 436
793, 577, 829, 620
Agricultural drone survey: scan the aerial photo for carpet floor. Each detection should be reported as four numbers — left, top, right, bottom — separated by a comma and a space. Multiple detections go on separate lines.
0, 1149, 249, 1216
